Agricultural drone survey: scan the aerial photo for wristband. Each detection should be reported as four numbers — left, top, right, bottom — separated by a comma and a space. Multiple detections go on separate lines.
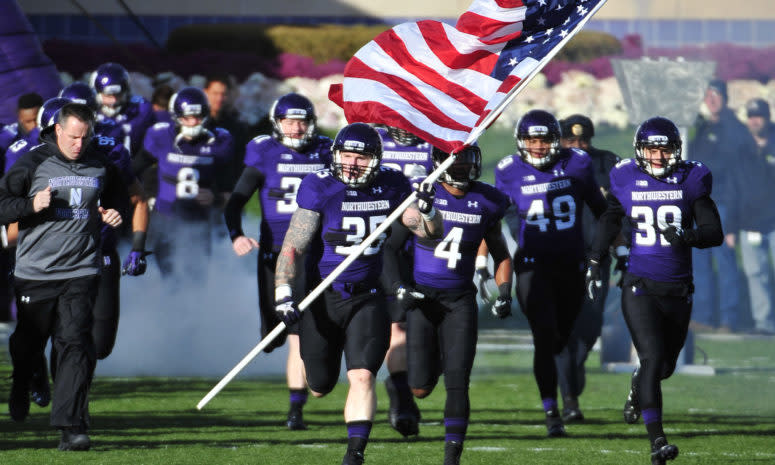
131, 231, 147, 251
275, 284, 293, 302
475, 255, 487, 270
421, 207, 437, 222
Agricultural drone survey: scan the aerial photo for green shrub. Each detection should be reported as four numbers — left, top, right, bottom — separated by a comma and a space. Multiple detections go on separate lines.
556, 30, 622, 62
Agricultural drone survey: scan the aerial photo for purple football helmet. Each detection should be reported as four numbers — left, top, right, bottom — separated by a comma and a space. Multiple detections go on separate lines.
431, 145, 481, 189
90, 62, 130, 117
514, 109, 561, 169
387, 126, 421, 146
270, 92, 317, 150
37, 97, 71, 130
59, 82, 98, 113
169, 87, 210, 139
634, 116, 682, 178
331, 122, 383, 188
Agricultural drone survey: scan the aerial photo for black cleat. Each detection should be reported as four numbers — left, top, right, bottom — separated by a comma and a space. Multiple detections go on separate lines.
623, 389, 641, 424
58, 428, 91, 451
30, 369, 51, 408
561, 397, 584, 423
545, 408, 567, 437
341, 449, 365, 465
286, 409, 308, 430
443, 440, 463, 465
650, 437, 679, 465
9, 376, 30, 422
385, 377, 420, 437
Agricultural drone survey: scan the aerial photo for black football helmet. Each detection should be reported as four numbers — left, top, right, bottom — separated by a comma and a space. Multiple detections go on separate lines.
431, 145, 481, 189
387, 126, 421, 146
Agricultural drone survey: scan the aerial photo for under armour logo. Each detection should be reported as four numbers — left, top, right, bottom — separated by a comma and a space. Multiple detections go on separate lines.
103, 255, 111, 267
263, 252, 274, 260
200, 146, 212, 154
553, 169, 566, 176
310, 153, 320, 160
523, 257, 535, 263
467, 200, 478, 208
371, 186, 384, 195
20, 296, 30, 303
665, 176, 678, 184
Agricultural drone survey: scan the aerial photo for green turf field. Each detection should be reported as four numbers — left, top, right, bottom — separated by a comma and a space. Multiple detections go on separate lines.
1, 331, 773, 464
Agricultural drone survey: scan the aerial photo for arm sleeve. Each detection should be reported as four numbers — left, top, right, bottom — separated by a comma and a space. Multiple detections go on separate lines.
131, 147, 157, 179
381, 221, 413, 293
581, 157, 607, 218
223, 166, 265, 241
588, 193, 625, 262
684, 195, 724, 248
0, 155, 36, 224
101, 162, 132, 221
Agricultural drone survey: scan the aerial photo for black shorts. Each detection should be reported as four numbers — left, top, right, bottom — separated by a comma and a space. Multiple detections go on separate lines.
406, 286, 477, 391
299, 286, 390, 394
257, 248, 300, 345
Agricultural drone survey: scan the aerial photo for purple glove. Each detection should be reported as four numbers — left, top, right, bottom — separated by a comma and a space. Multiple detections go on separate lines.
121, 251, 150, 276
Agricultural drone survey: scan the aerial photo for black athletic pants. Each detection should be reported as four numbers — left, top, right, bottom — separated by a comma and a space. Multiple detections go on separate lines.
555, 256, 610, 400
516, 265, 585, 401
406, 286, 477, 420
10, 275, 98, 429
621, 278, 692, 412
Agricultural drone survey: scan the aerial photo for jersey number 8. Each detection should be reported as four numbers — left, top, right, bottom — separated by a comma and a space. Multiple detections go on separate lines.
176, 167, 200, 199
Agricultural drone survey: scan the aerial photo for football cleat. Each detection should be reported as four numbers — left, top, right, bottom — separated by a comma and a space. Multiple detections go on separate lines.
651, 437, 679, 465
443, 440, 463, 465
286, 408, 308, 431
385, 377, 420, 437
30, 369, 51, 407
561, 397, 584, 423
58, 427, 91, 451
341, 449, 365, 465
623, 389, 641, 424
9, 375, 30, 422
545, 408, 567, 437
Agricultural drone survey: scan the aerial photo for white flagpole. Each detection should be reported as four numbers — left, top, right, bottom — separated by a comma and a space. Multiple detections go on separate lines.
196, 0, 608, 410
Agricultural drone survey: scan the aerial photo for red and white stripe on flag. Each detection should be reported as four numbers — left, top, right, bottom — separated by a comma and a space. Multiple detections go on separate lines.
329, 0, 605, 154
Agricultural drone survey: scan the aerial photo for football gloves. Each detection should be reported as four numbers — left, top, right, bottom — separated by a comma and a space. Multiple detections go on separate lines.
275, 297, 302, 326
414, 182, 436, 217
585, 259, 603, 301
395, 284, 426, 311
661, 226, 686, 246
121, 250, 151, 276
490, 283, 512, 319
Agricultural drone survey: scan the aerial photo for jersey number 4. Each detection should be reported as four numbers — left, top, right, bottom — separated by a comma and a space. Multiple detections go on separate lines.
632, 205, 682, 246
434, 227, 464, 269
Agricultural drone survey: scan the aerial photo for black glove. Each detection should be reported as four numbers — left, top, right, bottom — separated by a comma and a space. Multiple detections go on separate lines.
661, 226, 686, 246
585, 259, 603, 301
612, 245, 629, 287
414, 182, 436, 216
395, 283, 425, 311
490, 282, 512, 319
121, 250, 152, 276
275, 297, 302, 326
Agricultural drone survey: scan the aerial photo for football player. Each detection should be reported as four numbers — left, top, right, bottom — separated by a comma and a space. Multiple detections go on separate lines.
586, 117, 723, 465
0, 93, 43, 161
274, 122, 442, 465
90, 62, 155, 155
375, 125, 433, 437
383, 145, 511, 465
224, 93, 332, 430
554, 114, 622, 422
133, 86, 233, 277
488, 109, 606, 437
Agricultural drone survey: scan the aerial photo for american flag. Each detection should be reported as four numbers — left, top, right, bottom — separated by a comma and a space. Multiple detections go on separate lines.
329, 0, 607, 154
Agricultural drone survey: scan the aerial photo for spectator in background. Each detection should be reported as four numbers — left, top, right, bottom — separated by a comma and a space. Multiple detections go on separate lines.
738, 98, 775, 335
203, 75, 249, 191
151, 84, 174, 124
688, 79, 754, 333
555, 114, 621, 422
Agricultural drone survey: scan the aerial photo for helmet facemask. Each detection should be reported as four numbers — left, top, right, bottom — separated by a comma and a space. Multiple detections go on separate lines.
387, 126, 420, 146
333, 150, 380, 188
432, 146, 481, 190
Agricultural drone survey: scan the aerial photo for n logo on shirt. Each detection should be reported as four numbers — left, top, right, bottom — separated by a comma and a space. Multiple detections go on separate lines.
70, 188, 82, 207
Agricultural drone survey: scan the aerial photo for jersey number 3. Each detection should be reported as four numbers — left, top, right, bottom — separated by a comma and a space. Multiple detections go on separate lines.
632, 205, 682, 246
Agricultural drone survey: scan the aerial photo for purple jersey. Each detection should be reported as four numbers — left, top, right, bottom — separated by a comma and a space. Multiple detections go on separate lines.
611, 159, 712, 282
495, 148, 605, 266
99, 95, 154, 155
376, 127, 434, 178
93, 135, 134, 251
95, 117, 131, 150
4, 127, 40, 173
244, 134, 332, 249
0, 123, 37, 156
296, 167, 411, 284
142, 121, 234, 217
413, 181, 507, 289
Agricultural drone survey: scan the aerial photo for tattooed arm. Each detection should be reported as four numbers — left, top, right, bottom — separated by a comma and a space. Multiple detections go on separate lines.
401, 203, 443, 239
275, 207, 321, 287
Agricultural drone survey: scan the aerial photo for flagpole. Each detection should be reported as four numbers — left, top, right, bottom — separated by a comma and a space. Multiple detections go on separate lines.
196, 0, 609, 409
